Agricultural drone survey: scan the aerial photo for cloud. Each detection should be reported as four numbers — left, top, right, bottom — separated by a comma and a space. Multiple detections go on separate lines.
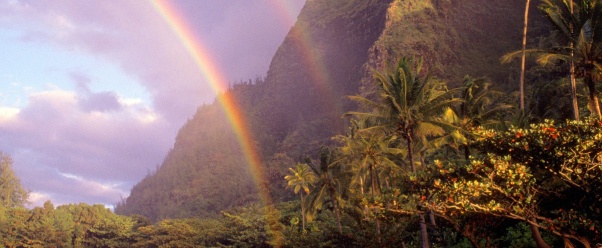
71, 72, 122, 112
21, 163, 129, 207
1, 1, 197, 122
0, 1, 304, 122
78, 91, 121, 113
0, 0, 305, 207
0, 87, 171, 206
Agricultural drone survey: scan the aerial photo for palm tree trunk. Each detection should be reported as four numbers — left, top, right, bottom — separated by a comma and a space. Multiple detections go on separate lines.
301, 193, 306, 230
586, 76, 601, 118
360, 176, 365, 195
407, 135, 415, 172
569, 0, 581, 120
520, 0, 530, 111
328, 188, 343, 234
592, 93, 601, 119
370, 163, 382, 242
406, 131, 427, 247
370, 164, 377, 197
570, 65, 580, 120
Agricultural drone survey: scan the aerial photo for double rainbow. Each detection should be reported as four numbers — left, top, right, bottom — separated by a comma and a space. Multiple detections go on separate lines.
150, 1, 298, 243
151, 0, 270, 204
150, 1, 327, 244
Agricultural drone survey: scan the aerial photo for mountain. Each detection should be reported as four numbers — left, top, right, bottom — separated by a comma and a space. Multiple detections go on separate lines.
116, 0, 543, 221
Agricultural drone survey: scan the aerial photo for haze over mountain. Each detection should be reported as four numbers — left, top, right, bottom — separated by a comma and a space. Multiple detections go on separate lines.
117, 0, 541, 221
0, 1, 304, 207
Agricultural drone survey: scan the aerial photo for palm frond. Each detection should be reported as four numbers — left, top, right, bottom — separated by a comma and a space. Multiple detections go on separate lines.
347, 95, 381, 110
414, 122, 446, 138
501, 48, 547, 63
536, 52, 572, 65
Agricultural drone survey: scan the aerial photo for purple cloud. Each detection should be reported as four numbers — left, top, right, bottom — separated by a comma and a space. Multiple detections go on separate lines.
0, 0, 305, 207
0, 88, 171, 206
72, 72, 122, 112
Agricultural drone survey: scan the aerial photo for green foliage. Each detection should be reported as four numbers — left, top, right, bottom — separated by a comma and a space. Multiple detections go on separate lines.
456, 77, 513, 130
219, 205, 280, 248
0, 202, 135, 247
499, 222, 559, 248
0, 151, 29, 209
116, 98, 259, 221
285, 163, 316, 196
504, 0, 602, 118
43, 0, 602, 247
367, 0, 532, 91
431, 118, 602, 246
133, 218, 200, 247
119, 0, 540, 226
285, 162, 317, 231
6, 120, 602, 246
349, 57, 462, 174
524, 65, 586, 122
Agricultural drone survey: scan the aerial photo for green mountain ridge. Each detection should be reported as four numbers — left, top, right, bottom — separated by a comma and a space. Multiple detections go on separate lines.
116, 0, 542, 221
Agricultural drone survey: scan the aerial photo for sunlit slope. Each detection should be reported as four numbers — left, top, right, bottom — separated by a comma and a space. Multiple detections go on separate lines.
365, 0, 540, 89
117, 0, 539, 221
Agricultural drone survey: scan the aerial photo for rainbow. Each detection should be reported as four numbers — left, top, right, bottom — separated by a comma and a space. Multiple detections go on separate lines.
150, 1, 327, 245
150, 0, 273, 214
269, 1, 335, 112
270, 0, 302, 24
150, 1, 291, 244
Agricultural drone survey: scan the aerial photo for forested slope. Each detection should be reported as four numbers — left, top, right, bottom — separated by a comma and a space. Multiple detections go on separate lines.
116, 0, 544, 221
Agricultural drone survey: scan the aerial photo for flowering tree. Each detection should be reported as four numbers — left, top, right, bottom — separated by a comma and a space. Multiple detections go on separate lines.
431, 118, 602, 247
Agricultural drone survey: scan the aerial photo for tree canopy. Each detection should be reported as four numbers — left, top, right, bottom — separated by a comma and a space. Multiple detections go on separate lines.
0, 152, 28, 209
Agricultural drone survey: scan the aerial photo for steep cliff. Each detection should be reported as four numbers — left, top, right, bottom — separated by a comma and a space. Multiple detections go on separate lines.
117, 0, 542, 221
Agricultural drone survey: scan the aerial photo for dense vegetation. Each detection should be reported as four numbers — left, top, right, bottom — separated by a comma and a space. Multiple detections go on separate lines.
116, 0, 396, 221
2, 0, 602, 247
118, 0, 538, 222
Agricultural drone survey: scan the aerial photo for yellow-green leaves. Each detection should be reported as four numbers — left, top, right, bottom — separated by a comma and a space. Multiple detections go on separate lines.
285, 163, 317, 195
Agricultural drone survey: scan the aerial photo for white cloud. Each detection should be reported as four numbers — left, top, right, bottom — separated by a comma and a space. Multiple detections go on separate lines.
0, 86, 171, 206
28, 192, 52, 207
0, 0, 305, 207
0, 107, 19, 120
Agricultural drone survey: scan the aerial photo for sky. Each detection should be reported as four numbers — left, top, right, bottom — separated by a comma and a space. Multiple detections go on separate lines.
0, 0, 305, 208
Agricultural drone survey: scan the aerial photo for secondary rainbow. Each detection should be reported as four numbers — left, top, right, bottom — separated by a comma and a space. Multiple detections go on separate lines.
269, 1, 335, 112
150, 0, 272, 207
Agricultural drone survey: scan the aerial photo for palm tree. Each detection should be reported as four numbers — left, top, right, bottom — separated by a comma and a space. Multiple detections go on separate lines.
337, 120, 404, 240
348, 57, 461, 248
520, 0, 532, 111
348, 57, 461, 173
504, 0, 602, 118
284, 163, 316, 231
569, 0, 581, 121
305, 148, 347, 234
540, 0, 602, 117
456, 77, 513, 158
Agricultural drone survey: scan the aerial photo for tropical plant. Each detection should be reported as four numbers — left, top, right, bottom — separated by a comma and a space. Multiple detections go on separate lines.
348, 57, 462, 248
304, 147, 347, 234
540, 0, 602, 118
348, 57, 461, 173
520, 0, 532, 111
431, 118, 602, 247
455, 77, 513, 158
504, 0, 602, 119
337, 120, 404, 198
284, 163, 317, 230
